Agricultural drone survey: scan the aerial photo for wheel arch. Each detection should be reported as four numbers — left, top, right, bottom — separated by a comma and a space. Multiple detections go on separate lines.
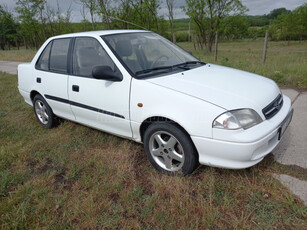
140, 116, 199, 165
140, 116, 199, 156
30, 90, 41, 102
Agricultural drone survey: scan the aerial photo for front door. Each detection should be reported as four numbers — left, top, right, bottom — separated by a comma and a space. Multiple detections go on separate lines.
68, 37, 132, 138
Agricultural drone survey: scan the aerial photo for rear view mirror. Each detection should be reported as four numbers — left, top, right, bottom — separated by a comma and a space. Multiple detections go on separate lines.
92, 66, 123, 82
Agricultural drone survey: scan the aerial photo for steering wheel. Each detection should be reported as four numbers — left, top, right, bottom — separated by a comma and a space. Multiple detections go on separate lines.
150, 55, 169, 68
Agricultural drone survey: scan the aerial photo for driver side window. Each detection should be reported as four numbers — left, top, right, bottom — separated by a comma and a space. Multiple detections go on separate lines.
73, 37, 116, 77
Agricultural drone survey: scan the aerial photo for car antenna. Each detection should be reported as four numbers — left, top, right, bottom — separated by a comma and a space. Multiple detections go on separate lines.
100, 13, 147, 30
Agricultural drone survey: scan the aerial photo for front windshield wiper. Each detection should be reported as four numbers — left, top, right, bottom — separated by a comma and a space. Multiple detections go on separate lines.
135, 66, 174, 75
135, 61, 206, 76
173, 61, 206, 68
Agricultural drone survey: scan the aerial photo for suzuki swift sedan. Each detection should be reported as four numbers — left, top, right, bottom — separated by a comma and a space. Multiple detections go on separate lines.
18, 30, 293, 175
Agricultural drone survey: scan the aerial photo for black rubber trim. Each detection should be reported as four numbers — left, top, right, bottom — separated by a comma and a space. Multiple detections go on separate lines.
67, 37, 75, 75
44, 94, 125, 119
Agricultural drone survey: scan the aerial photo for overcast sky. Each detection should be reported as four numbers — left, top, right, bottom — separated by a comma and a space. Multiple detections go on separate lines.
1, 0, 306, 21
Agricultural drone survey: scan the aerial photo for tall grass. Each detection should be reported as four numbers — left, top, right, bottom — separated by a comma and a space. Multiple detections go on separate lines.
0, 49, 36, 63
179, 39, 307, 88
0, 72, 306, 229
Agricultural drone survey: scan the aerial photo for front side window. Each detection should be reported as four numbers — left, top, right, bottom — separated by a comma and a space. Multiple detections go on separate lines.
49, 38, 70, 73
73, 37, 116, 77
36, 41, 52, 70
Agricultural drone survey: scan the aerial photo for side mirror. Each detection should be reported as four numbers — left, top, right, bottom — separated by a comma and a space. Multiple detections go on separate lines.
187, 51, 193, 55
92, 66, 123, 82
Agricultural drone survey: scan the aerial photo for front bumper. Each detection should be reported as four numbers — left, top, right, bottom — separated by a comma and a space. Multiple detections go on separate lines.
192, 94, 293, 169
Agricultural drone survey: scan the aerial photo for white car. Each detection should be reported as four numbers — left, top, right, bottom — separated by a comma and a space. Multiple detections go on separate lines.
18, 30, 293, 175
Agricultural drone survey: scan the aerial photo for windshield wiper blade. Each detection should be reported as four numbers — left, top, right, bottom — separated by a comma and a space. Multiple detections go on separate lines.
135, 66, 174, 75
135, 61, 206, 76
173, 61, 206, 68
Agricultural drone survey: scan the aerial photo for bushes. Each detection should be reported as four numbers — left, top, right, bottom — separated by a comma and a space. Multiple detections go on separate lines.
175, 31, 190, 42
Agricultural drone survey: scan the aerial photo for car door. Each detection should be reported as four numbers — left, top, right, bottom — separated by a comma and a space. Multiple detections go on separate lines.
68, 36, 132, 138
34, 38, 75, 120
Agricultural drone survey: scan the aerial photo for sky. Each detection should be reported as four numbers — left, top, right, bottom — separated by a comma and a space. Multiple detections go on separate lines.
1, 0, 306, 21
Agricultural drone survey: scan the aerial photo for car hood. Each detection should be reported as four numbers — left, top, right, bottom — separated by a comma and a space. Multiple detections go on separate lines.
147, 64, 280, 115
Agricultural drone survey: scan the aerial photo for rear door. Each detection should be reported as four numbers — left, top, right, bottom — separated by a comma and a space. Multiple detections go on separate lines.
34, 38, 75, 120
68, 36, 132, 138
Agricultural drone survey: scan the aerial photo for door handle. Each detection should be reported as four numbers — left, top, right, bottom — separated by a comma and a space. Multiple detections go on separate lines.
36, 77, 41, 83
72, 85, 79, 92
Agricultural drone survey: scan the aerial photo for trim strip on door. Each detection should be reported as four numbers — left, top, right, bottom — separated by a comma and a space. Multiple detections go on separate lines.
45, 94, 125, 119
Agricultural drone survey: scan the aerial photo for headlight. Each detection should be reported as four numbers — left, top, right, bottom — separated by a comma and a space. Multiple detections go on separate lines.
213, 109, 263, 130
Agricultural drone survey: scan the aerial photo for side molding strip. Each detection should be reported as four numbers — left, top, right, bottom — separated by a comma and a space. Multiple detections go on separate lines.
45, 94, 125, 119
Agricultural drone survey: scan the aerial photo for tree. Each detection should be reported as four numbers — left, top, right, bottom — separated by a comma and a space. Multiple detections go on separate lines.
269, 4, 307, 42
184, 0, 247, 51
16, 0, 45, 49
96, 0, 113, 29
267, 8, 290, 20
79, 0, 97, 30
220, 15, 249, 39
166, 0, 175, 42
0, 5, 17, 50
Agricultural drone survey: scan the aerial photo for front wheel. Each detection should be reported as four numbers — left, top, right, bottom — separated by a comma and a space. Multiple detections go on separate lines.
143, 122, 198, 175
33, 94, 57, 129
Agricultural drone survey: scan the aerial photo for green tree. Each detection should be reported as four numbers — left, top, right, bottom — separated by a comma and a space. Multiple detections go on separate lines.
267, 7, 290, 20
220, 15, 249, 39
0, 5, 18, 50
79, 0, 97, 30
96, 0, 113, 29
269, 4, 307, 42
166, 0, 175, 42
16, 0, 46, 49
184, 0, 247, 51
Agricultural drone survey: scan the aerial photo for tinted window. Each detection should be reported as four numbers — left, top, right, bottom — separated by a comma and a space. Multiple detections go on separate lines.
73, 37, 115, 77
50, 38, 70, 73
36, 41, 52, 70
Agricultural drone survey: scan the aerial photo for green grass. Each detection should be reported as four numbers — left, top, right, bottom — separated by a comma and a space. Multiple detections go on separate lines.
0, 48, 37, 62
0, 71, 306, 229
179, 39, 307, 88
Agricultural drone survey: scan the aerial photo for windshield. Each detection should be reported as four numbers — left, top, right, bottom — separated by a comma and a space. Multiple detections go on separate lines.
102, 32, 203, 78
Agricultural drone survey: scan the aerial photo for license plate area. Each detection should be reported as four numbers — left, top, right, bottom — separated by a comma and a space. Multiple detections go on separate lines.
278, 109, 293, 140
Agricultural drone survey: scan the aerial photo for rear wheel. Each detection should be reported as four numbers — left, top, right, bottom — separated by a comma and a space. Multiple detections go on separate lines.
33, 94, 57, 129
144, 122, 198, 175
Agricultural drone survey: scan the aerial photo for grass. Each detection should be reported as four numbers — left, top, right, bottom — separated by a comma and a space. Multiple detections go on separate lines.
0, 71, 306, 229
0, 49, 37, 63
179, 39, 307, 88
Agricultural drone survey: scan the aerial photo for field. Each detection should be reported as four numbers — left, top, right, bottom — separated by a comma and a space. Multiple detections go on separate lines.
0, 39, 307, 229
182, 39, 307, 88
1, 39, 306, 88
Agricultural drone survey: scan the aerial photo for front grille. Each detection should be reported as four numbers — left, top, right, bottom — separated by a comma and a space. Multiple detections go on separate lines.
262, 94, 283, 119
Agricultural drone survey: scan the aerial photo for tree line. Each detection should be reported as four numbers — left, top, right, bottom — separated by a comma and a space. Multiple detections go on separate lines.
0, 0, 306, 51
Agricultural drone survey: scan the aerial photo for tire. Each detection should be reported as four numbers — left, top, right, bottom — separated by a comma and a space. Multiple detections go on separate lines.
143, 121, 198, 175
33, 94, 57, 129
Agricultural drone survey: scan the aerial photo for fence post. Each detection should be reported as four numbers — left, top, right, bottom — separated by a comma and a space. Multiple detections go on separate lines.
262, 30, 269, 64
214, 31, 218, 62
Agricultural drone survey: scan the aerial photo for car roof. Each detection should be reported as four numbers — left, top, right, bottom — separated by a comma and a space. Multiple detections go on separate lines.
50, 30, 149, 40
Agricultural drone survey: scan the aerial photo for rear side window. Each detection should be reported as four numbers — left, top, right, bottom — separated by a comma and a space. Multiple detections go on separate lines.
36, 42, 52, 70
72, 37, 116, 77
49, 38, 70, 73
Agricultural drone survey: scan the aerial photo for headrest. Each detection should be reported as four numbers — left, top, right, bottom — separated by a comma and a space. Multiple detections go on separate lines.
78, 47, 99, 58
115, 40, 132, 57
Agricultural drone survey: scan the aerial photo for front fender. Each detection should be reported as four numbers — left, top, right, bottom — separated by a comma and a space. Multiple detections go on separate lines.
130, 78, 225, 142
